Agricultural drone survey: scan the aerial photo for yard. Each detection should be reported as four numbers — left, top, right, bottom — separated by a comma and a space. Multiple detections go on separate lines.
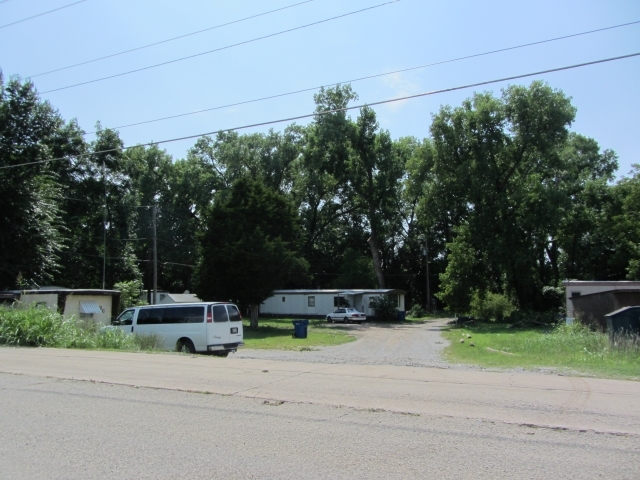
242, 318, 357, 350
442, 322, 640, 380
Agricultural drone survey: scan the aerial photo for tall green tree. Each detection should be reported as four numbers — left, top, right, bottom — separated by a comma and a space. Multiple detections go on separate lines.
312, 86, 404, 288
53, 127, 141, 288
195, 178, 308, 328
429, 81, 579, 311
0, 75, 83, 288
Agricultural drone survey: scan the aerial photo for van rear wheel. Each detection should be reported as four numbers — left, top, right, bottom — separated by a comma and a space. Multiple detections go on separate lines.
177, 339, 195, 354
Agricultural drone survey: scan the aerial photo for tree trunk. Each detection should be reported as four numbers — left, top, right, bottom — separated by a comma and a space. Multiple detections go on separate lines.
250, 304, 259, 329
367, 235, 386, 289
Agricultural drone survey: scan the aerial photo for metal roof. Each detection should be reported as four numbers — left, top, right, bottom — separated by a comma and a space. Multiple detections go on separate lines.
163, 293, 201, 303
272, 289, 406, 295
605, 306, 640, 317
3, 289, 120, 296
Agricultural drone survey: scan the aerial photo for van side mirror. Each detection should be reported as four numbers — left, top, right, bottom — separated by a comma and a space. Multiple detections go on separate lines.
112, 320, 121, 326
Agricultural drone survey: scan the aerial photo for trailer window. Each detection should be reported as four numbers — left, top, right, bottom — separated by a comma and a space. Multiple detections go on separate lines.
213, 305, 229, 323
308, 296, 315, 307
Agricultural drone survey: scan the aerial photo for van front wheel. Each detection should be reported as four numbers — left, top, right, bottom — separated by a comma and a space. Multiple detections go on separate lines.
177, 339, 196, 354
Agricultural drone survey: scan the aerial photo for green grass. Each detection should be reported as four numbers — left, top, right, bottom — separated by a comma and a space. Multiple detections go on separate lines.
442, 322, 640, 380
244, 318, 357, 350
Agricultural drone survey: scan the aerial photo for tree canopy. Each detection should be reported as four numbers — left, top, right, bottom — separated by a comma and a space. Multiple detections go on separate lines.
1, 74, 636, 319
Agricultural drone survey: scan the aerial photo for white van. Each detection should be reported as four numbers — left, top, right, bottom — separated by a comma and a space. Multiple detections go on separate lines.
113, 302, 243, 356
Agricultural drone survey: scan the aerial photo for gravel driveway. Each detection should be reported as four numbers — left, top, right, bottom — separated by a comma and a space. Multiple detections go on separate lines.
236, 319, 452, 367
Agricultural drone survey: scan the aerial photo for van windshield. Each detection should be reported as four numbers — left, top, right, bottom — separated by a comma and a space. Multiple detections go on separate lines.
117, 309, 134, 325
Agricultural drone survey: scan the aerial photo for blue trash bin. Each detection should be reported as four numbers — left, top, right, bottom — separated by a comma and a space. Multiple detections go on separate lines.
397, 311, 406, 322
292, 319, 309, 339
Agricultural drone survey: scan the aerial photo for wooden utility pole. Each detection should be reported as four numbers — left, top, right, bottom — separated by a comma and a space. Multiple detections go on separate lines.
425, 235, 430, 313
152, 205, 158, 305
102, 160, 107, 290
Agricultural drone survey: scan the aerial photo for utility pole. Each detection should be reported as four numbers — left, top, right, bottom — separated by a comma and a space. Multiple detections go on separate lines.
425, 235, 430, 313
152, 205, 158, 305
102, 160, 106, 290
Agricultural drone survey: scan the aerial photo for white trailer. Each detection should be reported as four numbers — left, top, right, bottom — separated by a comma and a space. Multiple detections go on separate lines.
260, 289, 406, 318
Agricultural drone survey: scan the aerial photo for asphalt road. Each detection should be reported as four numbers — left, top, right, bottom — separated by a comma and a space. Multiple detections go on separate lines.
1, 373, 639, 479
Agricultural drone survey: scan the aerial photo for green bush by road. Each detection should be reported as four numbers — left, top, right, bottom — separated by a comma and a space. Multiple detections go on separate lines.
243, 318, 356, 350
443, 322, 640, 380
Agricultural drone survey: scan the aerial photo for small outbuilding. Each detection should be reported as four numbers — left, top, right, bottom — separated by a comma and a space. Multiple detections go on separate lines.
1, 288, 121, 326
139, 291, 201, 305
570, 289, 640, 331
605, 306, 640, 336
260, 289, 406, 319
562, 281, 640, 319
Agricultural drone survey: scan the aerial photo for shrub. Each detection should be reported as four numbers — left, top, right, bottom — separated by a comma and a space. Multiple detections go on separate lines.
508, 310, 561, 326
408, 304, 427, 319
470, 290, 515, 322
370, 295, 399, 322
114, 279, 146, 313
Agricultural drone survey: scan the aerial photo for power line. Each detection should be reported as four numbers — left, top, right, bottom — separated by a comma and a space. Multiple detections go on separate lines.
3, 51, 639, 171
83, 19, 640, 135
59, 251, 196, 268
0, 0, 87, 30
29, 0, 316, 78
40, 0, 400, 94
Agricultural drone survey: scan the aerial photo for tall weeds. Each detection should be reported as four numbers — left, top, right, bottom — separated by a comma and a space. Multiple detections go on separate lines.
0, 306, 162, 351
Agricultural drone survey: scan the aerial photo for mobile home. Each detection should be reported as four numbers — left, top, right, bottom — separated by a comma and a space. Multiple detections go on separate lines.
260, 289, 406, 319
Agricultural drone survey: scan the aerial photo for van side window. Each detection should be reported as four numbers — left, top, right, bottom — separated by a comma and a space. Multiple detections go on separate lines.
117, 309, 134, 325
227, 305, 241, 322
163, 306, 205, 324
137, 308, 162, 325
213, 305, 229, 323
184, 306, 205, 323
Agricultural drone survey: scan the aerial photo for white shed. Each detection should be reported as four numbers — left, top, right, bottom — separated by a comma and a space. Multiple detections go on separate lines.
260, 289, 406, 318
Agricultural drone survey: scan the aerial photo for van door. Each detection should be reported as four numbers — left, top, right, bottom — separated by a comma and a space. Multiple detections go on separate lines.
208, 304, 230, 346
226, 304, 244, 345
114, 308, 135, 333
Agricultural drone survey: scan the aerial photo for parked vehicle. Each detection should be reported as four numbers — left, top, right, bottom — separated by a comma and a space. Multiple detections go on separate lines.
112, 302, 243, 356
326, 308, 367, 323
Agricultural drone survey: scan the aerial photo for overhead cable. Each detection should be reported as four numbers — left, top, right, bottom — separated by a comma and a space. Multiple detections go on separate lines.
40, 0, 400, 94
84, 19, 640, 135
0, 0, 87, 29
29, 0, 316, 78
2, 51, 638, 171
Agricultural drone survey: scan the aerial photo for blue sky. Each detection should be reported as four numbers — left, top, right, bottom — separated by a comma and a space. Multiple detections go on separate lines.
2, 0, 639, 177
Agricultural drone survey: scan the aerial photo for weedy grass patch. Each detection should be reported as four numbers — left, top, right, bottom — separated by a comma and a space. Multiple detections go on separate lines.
0, 306, 163, 351
442, 322, 640, 380
243, 318, 356, 350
